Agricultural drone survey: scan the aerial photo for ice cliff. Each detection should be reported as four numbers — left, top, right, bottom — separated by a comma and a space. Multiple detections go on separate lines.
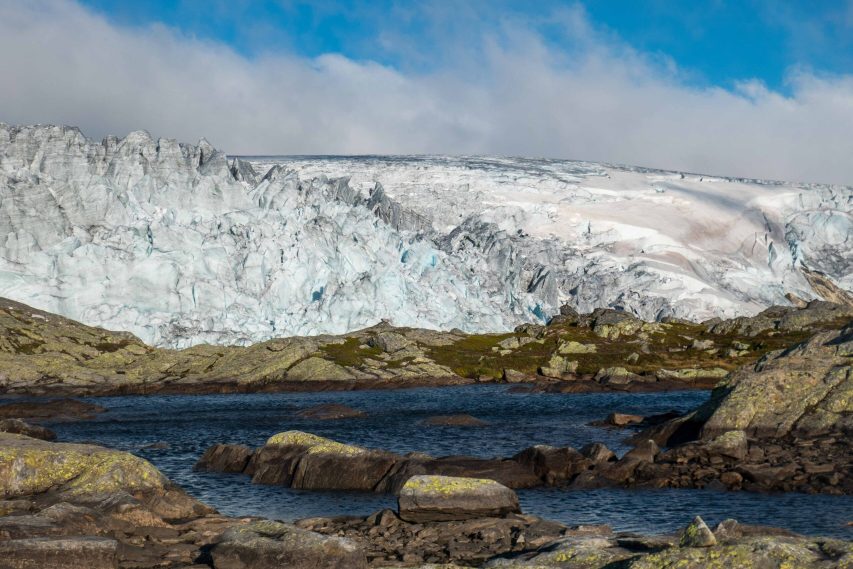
0, 124, 850, 347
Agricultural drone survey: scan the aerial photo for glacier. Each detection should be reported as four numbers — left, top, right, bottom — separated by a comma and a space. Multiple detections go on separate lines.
0, 124, 850, 348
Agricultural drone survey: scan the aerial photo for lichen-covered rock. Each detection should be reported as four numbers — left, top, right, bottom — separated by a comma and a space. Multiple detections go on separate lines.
251, 431, 399, 491
557, 340, 597, 354
679, 516, 717, 547
398, 475, 521, 522
655, 367, 728, 382
539, 354, 578, 378
594, 367, 641, 385
210, 520, 367, 569
0, 433, 210, 521
699, 326, 853, 440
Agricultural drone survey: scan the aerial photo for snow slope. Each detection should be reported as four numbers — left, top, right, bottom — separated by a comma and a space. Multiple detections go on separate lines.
0, 125, 850, 347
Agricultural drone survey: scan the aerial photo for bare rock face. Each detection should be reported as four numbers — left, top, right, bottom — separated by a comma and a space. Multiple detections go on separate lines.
397, 475, 521, 522
194, 444, 254, 474
210, 520, 367, 569
698, 326, 853, 440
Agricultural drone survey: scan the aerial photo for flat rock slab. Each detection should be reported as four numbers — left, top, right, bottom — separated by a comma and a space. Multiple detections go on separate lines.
0, 537, 118, 569
398, 475, 521, 522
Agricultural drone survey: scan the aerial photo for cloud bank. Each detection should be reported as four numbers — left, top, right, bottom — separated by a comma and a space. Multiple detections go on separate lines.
1, 0, 852, 184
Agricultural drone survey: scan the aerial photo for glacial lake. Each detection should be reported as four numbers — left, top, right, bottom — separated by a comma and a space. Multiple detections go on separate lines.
27, 385, 853, 538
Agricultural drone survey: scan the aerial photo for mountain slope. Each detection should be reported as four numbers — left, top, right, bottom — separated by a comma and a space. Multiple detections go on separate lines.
1, 124, 850, 347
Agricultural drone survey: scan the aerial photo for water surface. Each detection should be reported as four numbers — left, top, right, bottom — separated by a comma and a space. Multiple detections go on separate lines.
25, 386, 851, 538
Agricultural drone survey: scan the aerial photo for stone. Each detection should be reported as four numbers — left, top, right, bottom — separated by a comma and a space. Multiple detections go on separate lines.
592, 310, 644, 339
423, 415, 489, 427
502, 369, 533, 383
194, 444, 254, 473
623, 440, 660, 462
580, 443, 616, 463
251, 431, 399, 491
0, 419, 56, 441
0, 537, 118, 569
655, 367, 728, 381
705, 430, 748, 461
512, 445, 588, 485
539, 354, 578, 378
594, 367, 641, 385
211, 520, 367, 569
294, 403, 366, 420
602, 413, 645, 427
679, 516, 717, 547
398, 475, 521, 522
369, 331, 411, 353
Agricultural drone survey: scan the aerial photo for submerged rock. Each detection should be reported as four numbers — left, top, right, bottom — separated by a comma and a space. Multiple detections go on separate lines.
398, 475, 521, 522
294, 403, 366, 420
423, 415, 489, 427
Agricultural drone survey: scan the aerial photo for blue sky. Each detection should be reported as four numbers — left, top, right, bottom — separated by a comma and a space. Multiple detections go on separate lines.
2, 0, 852, 183
77, 0, 852, 92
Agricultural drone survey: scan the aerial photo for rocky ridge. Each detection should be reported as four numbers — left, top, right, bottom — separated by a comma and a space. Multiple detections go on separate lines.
2, 295, 850, 396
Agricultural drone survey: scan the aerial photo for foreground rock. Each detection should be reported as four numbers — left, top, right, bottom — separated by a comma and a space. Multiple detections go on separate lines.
0, 432, 368, 569
211, 520, 366, 569
398, 476, 520, 522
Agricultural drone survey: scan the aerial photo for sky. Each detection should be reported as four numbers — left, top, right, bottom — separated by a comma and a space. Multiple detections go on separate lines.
1, 0, 852, 184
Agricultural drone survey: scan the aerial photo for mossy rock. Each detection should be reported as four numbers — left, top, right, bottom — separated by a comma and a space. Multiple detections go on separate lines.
0, 433, 168, 499
398, 475, 520, 522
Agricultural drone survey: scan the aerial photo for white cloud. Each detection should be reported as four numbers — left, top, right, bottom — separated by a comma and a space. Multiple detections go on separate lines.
1, 0, 852, 184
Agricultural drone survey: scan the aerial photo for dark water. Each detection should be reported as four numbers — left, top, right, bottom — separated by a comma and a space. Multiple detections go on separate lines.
21, 385, 852, 538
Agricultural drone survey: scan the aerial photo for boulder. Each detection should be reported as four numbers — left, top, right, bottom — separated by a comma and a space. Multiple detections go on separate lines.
679, 516, 717, 547
591, 310, 644, 339
705, 430, 748, 461
211, 520, 367, 569
251, 431, 399, 491
699, 326, 853, 440
598, 413, 645, 427
502, 369, 534, 383
369, 332, 411, 353
580, 443, 616, 463
512, 445, 589, 485
594, 367, 641, 385
398, 475, 521, 522
0, 433, 210, 521
0, 537, 118, 569
557, 340, 597, 354
194, 444, 254, 473
539, 354, 578, 378
0, 419, 56, 441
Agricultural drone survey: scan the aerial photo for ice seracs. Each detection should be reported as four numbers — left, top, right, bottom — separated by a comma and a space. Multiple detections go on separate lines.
0, 124, 850, 347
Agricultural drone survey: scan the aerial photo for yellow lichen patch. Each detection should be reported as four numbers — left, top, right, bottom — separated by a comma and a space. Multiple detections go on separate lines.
0, 433, 167, 499
265, 431, 368, 456
402, 475, 500, 496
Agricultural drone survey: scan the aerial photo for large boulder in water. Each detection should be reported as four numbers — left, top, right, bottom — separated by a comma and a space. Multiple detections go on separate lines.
397, 475, 521, 522
0, 419, 56, 441
0, 433, 210, 521
194, 444, 254, 473
210, 520, 366, 569
249, 431, 399, 491
698, 326, 853, 440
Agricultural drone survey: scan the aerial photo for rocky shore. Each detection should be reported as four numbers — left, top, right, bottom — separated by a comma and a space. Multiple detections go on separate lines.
1, 431, 848, 568
197, 324, 852, 496
2, 296, 850, 396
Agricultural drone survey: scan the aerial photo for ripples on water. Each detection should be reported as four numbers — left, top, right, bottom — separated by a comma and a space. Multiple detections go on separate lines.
19, 385, 851, 538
